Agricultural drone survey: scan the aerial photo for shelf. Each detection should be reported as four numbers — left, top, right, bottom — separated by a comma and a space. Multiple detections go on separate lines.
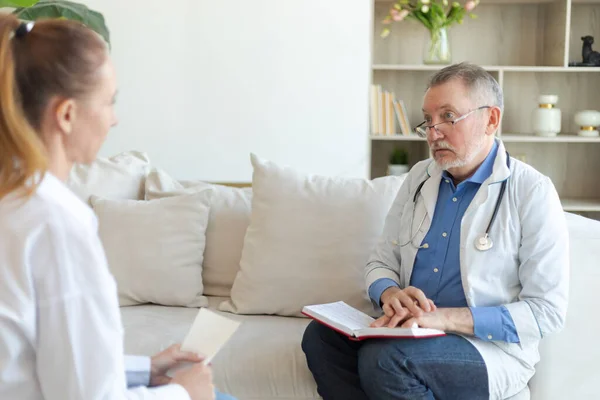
372, 65, 600, 73
500, 134, 600, 143
572, 0, 600, 4
561, 198, 600, 212
375, 0, 558, 3
370, 135, 425, 141
370, 134, 600, 143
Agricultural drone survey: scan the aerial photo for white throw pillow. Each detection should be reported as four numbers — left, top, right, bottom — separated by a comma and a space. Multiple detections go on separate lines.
91, 191, 211, 307
145, 169, 252, 297
219, 154, 406, 317
68, 151, 151, 204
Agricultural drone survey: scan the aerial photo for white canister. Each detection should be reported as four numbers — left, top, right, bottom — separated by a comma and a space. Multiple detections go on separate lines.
532, 95, 561, 137
387, 164, 410, 176
574, 110, 600, 137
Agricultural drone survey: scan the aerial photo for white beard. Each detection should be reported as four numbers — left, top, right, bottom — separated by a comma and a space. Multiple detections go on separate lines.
431, 133, 487, 171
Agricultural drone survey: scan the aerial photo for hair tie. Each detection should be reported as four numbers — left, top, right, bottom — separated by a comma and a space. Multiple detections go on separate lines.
14, 21, 35, 39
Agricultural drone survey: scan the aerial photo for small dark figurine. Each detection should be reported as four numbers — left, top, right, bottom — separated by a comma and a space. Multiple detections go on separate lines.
581, 36, 600, 66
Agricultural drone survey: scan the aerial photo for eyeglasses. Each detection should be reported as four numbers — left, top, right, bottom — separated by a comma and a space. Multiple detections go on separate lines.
413, 106, 491, 138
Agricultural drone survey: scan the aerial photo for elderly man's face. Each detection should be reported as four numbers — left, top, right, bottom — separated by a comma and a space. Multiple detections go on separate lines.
422, 78, 488, 171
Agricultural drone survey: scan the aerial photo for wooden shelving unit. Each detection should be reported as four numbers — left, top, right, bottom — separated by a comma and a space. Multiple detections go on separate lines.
369, 0, 600, 217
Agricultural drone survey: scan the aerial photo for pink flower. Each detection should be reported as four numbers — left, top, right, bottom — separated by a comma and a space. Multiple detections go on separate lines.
393, 9, 410, 21
465, 0, 477, 11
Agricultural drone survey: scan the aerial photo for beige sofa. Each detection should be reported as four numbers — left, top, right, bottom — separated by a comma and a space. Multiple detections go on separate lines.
68, 151, 600, 400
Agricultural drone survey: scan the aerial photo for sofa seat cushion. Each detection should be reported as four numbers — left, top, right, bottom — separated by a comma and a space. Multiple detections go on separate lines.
121, 297, 320, 400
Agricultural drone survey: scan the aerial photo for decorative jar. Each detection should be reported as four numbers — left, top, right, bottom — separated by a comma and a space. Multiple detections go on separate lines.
532, 95, 561, 137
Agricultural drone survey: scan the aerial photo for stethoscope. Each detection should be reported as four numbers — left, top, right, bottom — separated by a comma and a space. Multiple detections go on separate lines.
400, 151, 510, 252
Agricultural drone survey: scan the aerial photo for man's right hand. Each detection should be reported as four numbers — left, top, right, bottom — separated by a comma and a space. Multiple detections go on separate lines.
171, 363, 215, 400
371, 286, 436, 328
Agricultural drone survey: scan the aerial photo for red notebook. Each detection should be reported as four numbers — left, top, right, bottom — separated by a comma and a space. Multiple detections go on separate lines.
302, 301, 445, 341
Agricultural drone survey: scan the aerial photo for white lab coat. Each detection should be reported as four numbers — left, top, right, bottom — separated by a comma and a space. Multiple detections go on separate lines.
365, 139, 569, 400
0, 173, 190, 400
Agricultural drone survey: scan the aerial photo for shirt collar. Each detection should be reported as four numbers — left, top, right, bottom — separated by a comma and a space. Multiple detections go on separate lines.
442, 140, 498, 185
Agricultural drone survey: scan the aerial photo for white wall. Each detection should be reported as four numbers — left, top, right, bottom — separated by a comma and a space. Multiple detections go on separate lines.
82, 0, 372, 181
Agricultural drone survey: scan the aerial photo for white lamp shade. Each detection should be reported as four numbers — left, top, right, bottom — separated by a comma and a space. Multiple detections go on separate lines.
538, 94, 558, 105
574, 110, 600, 127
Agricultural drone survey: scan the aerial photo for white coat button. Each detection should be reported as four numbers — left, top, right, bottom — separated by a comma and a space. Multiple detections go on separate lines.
452, 197, 458, 202
392, 240, 398, 245
487, 334, 493, 340
433, 268, 439, 273
442, 232, 447, 237
445, 179, 450, 183
422, 243, 429, 249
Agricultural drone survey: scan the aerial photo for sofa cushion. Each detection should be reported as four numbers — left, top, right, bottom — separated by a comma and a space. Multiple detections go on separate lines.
145, 169, 252, 297
91, 192, 211, 307
68, 151, 151, 204
121, 297, 320, 400
528, 212, 600, 399
219, 154, 406, 317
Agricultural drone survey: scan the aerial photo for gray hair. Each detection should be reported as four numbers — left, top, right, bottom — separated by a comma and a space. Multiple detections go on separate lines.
427, 62, 504, 112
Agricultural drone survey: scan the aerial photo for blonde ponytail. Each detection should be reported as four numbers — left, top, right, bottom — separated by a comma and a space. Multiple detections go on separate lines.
0, 15, 47, 200
0, 13, 106, 200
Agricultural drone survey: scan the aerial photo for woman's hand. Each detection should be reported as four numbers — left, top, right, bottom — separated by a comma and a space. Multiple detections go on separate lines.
171, 363, 216, 400
150, 344, 204, 386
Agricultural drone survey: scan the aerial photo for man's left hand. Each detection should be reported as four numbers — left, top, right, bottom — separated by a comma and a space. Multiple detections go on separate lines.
150, 344, 205, 387
372, 309, 451, 331
398, 309, 450, 331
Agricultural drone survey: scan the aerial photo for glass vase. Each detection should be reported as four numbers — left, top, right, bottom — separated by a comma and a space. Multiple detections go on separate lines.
423, 28, 451, 65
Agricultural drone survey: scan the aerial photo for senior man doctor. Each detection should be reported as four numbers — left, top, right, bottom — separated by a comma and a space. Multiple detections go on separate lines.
302, 62, 569, 400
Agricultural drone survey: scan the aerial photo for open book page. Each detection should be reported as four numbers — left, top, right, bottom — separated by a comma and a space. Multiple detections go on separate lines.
302, 301, 445, 340
302, 301, 375, 337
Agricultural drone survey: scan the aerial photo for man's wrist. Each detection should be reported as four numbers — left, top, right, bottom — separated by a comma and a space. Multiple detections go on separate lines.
441, 308, 474, 335
441, 308, 456, 332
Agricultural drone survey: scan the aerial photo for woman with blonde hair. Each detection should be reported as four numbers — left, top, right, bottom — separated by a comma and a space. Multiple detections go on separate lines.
0, 15, 234, 400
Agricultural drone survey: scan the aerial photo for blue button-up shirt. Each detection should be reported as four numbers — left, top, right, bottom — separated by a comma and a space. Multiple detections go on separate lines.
369, 141, 519, 343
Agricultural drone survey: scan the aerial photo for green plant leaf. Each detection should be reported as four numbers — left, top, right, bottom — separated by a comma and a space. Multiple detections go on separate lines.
412, 10, 433, 30
390, 148, 409, 165
13, 0, 109, 45
0, 0, 38, 7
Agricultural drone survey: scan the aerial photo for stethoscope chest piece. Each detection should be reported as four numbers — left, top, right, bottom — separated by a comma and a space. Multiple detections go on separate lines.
475, 234, 493, 251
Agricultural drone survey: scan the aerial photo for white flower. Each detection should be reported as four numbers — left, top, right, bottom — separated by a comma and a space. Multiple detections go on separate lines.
421, 5, 430, 12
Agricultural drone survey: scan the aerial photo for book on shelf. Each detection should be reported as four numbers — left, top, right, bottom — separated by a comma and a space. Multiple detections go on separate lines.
393, 99, 412, 136
385, 91, 395, 135
370, 85, 412, 136
369, 84, 380, 135
302, 301, 446, 341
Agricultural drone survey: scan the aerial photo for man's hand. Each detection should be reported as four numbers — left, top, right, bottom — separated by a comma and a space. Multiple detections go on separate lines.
372, 307, 475, 335
371, 308, 450, 330
150, 344, 204, 386
370, 286, 437, 328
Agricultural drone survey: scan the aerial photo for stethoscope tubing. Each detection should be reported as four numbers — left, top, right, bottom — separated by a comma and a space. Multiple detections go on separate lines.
406, 151, 510, 251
